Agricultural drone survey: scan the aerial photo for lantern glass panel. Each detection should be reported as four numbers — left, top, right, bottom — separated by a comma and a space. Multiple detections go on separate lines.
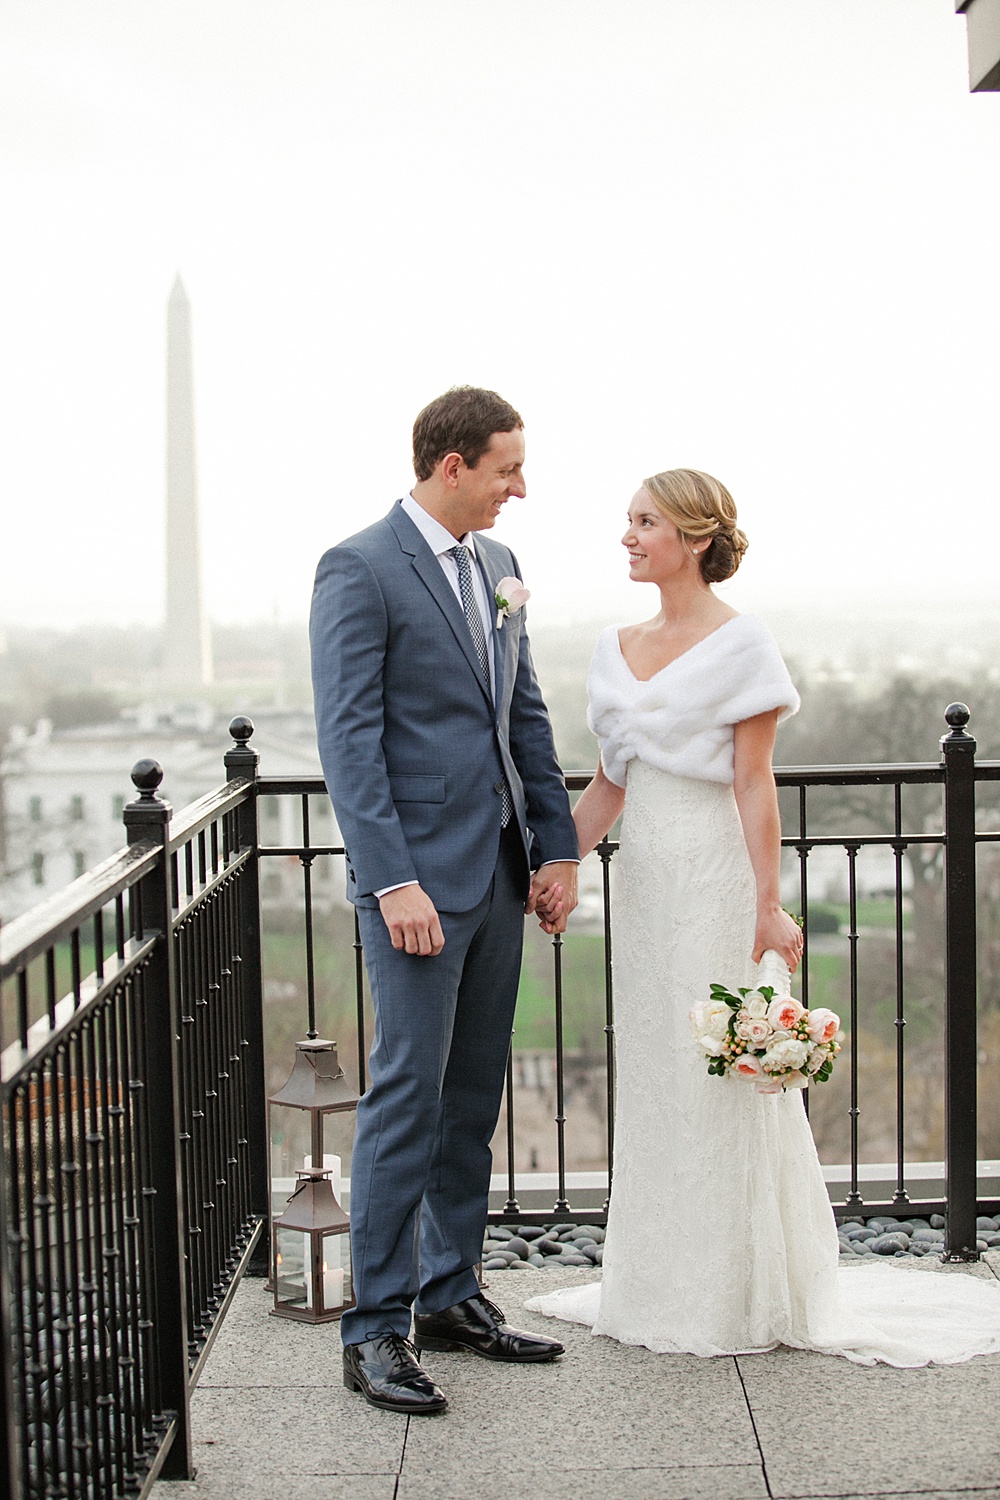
273, 1223, 353, 1320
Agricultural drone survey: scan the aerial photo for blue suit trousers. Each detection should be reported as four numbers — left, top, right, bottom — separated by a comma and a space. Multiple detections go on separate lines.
340, 824, 525, 1345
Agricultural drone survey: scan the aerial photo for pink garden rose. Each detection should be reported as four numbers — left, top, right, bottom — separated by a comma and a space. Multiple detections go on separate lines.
734, 1055, 763, 1079
766, 995, 805, 1031
806, 1007, 841, 1044
756, 1077, 785, 1095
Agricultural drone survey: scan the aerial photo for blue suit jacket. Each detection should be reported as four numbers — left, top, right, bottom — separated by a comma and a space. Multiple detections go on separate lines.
309, 502, 579, 912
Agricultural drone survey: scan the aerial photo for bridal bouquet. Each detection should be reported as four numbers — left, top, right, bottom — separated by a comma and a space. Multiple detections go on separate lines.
689, 979, 842, 1095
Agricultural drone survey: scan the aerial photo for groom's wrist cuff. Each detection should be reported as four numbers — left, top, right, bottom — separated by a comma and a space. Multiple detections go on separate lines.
374, 880, 419, 899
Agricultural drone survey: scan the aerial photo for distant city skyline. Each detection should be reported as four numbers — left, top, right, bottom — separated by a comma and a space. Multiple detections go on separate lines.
1, 1, 998, 634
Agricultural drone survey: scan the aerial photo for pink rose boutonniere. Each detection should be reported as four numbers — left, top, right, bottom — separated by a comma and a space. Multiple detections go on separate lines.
494, 576, 530, 629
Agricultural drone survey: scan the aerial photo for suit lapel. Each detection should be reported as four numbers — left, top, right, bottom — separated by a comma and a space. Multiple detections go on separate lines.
387, 505, 493, 709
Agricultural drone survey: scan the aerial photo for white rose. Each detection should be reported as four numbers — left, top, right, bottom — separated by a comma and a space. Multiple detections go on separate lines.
764, 1037, 810, 1072
745, 993, 769, 1019
703, 999, 732, 1042
783, 1070, 809, 1089
735, 1017, 754, 1040
689, 1002, 710, 1039
806, 1045, 827, 1073
698, 1034, 726, 1057
746, 1019, 772, 1047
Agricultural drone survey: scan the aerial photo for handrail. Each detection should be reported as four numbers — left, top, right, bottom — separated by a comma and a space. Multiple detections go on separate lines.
0, 840, 160, 978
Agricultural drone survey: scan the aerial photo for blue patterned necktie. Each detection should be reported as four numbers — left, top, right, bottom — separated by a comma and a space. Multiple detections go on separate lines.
449, 545, 513, 827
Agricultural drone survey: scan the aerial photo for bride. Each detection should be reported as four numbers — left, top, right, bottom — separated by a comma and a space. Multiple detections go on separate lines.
527, 468, 1000, 1367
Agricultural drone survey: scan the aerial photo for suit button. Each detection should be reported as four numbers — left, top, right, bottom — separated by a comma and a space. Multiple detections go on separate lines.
494, 781, 505, 794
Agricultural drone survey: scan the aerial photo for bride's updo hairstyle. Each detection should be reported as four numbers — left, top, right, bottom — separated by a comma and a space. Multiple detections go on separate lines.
642, 469, 749, 584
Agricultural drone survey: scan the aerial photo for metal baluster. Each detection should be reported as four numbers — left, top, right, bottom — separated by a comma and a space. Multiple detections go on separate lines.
598, 838, 616, 1210
797, 785, 810, 1012
94, 908, 105, 987
12, 1083, 37, 1500
45, 948, 57, 1029
35, 1055, 60, 1498
844, 843, 862, 1211
17, 969, 28, 1047
353, 910, 367, 1096
552, 933, 569, 1214
94, 1000, 128, 1497
126, 968, 159, 1448
204, 891, 226, 1315
941, 704, 979, 1260
175, 920, 200, 1356
66, 1031, 92, 1491
301, 796, 318, 1040
892, 781, 909, 1209
50, 1043, 78, 1495
195, 888, 219, 1323
224, 874, 250, 1239
84, 1014, 116, 1498
1, 1088, 24, 1500
113, 983, 146, 1483
503, 1042, 519, 1215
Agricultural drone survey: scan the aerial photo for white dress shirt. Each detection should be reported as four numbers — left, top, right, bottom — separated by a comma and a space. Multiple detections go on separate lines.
399, 494, 497, 688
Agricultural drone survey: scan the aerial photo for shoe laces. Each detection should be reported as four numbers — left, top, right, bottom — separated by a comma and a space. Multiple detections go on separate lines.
475, 1294, 506, 1326
378, 1330, 421, 1366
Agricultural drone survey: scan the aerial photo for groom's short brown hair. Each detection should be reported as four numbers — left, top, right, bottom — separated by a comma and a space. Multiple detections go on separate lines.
412, 386, 523, 482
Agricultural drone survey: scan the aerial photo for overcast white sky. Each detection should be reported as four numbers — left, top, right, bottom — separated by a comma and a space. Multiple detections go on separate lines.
1, 0, 997, 631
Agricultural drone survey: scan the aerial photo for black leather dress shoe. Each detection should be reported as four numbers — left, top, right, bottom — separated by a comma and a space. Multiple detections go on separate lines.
343, 1333, 448, 1414
413, 1294, 564, 1362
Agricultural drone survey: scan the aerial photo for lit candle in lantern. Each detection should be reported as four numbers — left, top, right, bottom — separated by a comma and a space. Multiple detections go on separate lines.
323, 1262, 345, 1310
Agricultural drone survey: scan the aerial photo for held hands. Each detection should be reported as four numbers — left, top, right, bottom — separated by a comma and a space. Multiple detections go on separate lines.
752, 905, 803, 973
378, 884, 445, 956
526, 861, 579, 935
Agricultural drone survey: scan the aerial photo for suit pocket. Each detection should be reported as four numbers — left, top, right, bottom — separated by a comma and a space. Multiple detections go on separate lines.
388, 773, 446, 803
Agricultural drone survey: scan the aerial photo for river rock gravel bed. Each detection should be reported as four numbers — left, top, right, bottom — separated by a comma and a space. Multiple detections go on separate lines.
480, 1215, 1000, 1269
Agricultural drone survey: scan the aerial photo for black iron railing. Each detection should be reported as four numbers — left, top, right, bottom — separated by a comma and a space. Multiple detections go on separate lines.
1, 704, 997, 1498
253, 705, 998, 1252
0, 733, 268, 1500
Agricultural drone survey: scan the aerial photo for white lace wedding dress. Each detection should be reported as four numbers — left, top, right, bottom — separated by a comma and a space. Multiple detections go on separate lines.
525, 619, 1000, 1367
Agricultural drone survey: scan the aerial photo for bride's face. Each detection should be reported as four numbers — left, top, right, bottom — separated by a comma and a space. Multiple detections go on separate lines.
622, 489, 690, 584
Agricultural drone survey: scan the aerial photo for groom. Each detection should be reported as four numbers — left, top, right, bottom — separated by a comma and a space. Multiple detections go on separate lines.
309, 386, 579, 1414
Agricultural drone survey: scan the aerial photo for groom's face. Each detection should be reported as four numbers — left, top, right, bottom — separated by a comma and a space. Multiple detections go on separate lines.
452, 428, 526, 535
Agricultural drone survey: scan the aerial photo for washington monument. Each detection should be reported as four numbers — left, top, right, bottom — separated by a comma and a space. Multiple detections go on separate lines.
164, 275, 212, 687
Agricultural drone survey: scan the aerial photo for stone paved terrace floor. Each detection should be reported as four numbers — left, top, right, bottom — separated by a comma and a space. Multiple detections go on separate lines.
158, 1257, 1000, 1500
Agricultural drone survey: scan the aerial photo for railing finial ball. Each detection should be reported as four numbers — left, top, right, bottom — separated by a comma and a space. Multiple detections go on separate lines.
229, 715, 255, 745
945, 703, 971, 731
130, 758, 164, 797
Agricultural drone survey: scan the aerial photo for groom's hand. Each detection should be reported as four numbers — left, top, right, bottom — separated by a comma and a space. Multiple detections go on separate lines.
378, 885, 445, 956
527, 862, 579, 935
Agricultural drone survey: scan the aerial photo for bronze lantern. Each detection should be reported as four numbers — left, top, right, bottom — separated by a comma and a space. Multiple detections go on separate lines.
272, 1166, 354, 1322
267, 1038, 358, 1318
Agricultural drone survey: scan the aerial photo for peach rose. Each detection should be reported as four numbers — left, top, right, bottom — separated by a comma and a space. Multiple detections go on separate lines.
766, 995, 805, 1032
806, 1007, 840, 1044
